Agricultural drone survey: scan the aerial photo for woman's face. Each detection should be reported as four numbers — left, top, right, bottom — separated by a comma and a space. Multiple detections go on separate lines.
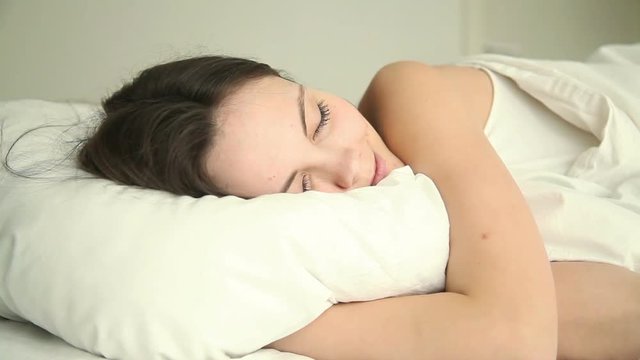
205, 76, 404, 198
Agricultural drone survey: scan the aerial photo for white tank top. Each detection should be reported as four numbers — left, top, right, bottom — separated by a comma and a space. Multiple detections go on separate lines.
481, 68, 599, 175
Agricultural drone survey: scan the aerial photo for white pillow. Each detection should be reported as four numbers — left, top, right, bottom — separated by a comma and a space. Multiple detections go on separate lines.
0, 100, 450, 359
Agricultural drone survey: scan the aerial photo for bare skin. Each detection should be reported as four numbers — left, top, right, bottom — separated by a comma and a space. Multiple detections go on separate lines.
207, 62, 640, 358
552, 261, 640, 360
266, 262, 640, 359
212, 64, 557, 358
363, 63, 640, 359
362, 63, 640, 359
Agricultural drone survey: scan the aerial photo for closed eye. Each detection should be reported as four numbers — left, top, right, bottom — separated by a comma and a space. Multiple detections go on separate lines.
300, 100, 331, 192
313, 100, 330, 139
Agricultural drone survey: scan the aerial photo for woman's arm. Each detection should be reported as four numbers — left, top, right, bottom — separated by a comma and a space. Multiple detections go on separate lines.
267, 62, 557, 359
362, 61, 557, 352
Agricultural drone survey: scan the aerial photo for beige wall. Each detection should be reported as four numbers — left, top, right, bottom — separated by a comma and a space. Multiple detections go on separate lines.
464, 0, 640, 59
1, 0, 639, 104
0, 0, 464, 104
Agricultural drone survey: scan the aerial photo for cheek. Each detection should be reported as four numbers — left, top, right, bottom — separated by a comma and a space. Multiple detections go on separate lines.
335, 100, 368, 136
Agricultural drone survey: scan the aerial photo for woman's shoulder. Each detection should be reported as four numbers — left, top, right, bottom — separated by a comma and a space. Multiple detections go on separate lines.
362, 60, 490, 93
367, 60, 439, 84
358, 60, 493, 139
358, 61, 438, 113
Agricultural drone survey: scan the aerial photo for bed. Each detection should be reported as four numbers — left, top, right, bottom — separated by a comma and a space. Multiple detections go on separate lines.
0, 318, 104, 359
1, 43, 639, 359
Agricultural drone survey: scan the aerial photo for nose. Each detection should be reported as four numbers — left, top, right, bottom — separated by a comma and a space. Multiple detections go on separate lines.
319, 147, 359, 191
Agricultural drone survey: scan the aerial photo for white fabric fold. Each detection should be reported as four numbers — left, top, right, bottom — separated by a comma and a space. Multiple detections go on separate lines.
462, 43, 640, 272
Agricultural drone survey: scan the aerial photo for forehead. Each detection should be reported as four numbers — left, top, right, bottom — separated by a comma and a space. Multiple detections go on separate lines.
224, 76, 298, 109
206, 76, 303, 197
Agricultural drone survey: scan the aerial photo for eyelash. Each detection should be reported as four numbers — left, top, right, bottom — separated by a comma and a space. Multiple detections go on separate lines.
302, 174, 312, 192
314, 100, 331, 139
302, 100, 331, 192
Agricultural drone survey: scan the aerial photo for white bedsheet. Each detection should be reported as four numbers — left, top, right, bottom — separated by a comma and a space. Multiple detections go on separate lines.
0, 318, 311, 360
0, 318, 104, 359
466, 45, 640, 272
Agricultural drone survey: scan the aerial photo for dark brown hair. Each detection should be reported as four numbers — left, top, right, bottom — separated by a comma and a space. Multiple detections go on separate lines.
77, 56, 282, 197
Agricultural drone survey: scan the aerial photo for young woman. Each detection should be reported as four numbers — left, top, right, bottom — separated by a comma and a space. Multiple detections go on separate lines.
78, 56, 640, 359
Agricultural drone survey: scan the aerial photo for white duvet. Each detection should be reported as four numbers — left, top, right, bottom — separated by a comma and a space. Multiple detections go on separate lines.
470, 48, 640, 272
244, 43, 640, 359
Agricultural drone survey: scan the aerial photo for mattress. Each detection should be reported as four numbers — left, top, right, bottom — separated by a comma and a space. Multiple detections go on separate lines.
0, 318, 103, 360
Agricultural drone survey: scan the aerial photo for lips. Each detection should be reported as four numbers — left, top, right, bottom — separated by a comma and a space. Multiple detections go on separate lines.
371, 152, 388, 186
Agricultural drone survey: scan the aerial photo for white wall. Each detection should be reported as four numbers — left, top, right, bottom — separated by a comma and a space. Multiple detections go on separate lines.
464, 0, 640, 59
0, 0, 464, 104
1, 0, 639, 105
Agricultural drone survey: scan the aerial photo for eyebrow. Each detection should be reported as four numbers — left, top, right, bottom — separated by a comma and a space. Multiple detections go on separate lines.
298, 84, 307, 136
280, 84, 307, 193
